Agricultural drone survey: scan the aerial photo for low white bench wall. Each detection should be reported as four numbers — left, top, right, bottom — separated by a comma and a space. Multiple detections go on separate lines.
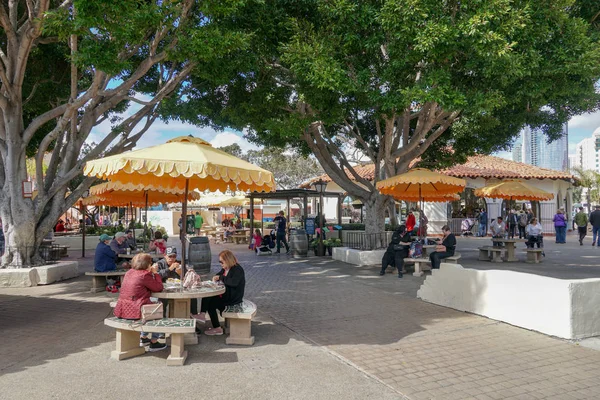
0, 261, 79, 287
417, 264, 600, 340
332, 247, 385, 266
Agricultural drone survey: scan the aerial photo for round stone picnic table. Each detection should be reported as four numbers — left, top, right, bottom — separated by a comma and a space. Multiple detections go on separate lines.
152, 285, 225, 344
490, 238, 527, 262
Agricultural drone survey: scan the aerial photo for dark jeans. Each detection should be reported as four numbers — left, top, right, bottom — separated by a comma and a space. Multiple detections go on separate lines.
508, 224, 516, 239
276, 232, 289, 252
594, 226, 600, 245
430, 251, 453, 269
554, 226, 566, 243
381, 250, 406, 275
578, 226, 587, 243
526, 235, 544, 248
517, 225, 526, 239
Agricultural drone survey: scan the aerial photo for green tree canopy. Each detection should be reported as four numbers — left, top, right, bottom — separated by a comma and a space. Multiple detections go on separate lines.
178, 0, 600, 233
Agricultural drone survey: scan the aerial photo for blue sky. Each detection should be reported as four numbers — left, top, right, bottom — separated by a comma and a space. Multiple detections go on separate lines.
89, 97, 600, 160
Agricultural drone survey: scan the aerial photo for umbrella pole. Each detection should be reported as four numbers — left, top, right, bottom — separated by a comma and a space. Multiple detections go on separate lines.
419, 185, 422, 242
144, 191, 148, 251
181, 179, 189, 289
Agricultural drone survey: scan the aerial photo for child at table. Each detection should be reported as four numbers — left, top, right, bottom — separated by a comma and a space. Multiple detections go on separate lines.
250, 229, 262, 251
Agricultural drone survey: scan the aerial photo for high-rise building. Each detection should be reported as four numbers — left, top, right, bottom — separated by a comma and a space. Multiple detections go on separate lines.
574, 127, 600, 172
514, 124, 568, 171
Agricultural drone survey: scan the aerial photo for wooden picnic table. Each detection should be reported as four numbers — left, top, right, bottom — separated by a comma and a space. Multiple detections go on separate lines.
491, 238, 527, 262
152, 285, 226, 344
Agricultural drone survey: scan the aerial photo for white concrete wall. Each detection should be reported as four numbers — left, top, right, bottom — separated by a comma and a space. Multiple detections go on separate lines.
332, 247, 385, 266
417, 264, 600, 340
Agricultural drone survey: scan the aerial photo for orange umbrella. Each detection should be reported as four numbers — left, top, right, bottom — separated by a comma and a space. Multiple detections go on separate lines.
474, 180, 554, 221
377, 168, 466, 238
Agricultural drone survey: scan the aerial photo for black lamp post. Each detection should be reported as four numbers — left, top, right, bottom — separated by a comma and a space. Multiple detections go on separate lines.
312, 179, 327, 256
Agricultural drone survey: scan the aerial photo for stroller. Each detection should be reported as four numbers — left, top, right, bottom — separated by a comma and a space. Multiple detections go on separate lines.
257, 234, 275, 256
461, 218, 475, 236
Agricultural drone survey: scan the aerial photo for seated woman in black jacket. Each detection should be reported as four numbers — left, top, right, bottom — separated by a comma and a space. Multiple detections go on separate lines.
203, 249, 246, 336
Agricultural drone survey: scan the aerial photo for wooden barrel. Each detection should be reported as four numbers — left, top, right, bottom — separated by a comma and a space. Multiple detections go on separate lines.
187, 236, 211, 274
289, 229, 308, 258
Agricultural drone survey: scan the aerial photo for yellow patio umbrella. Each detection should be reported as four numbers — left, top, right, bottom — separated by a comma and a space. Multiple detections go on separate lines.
220, 196, 249, 207
83, 136, 275, 192
474, 180, 554, 220
82, 188, 200, 207
473, 180, 554, 201
377, 168, 466, 238
394, 193, 461, 203
84, 136, 275, 267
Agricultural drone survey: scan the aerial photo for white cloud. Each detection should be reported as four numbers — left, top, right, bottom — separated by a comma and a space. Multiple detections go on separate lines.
569, 110, 600, 131
210, 131, 259, 152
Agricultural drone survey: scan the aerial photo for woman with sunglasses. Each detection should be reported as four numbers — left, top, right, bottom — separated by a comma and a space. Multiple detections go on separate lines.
203, 249, 246, 336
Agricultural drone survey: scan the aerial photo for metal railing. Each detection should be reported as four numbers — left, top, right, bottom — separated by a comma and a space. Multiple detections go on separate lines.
1, 245, 60, 267
344, 232, 390, 250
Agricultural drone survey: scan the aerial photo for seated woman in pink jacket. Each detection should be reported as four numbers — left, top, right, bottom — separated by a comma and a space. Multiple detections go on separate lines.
113, 253, 166, 352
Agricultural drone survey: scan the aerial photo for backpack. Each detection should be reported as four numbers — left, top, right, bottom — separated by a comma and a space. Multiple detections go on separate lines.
409, 242, 423, 259
519, 214, 528, 227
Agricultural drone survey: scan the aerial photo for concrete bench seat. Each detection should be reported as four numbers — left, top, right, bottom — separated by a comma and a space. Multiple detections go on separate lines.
104, 317, 195, 366
524, 248, 544, 264
478, 246, 505, 263
85, 270, 127, 293
222, 300, 257, 345
232, 233, 249, 244
405, 253, 461, 277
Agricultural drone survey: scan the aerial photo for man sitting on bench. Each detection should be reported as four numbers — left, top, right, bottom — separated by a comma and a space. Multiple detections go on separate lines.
429, 225, 456, 269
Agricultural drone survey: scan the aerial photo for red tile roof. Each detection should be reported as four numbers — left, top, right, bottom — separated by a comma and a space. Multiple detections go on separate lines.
301, 155, 575, 188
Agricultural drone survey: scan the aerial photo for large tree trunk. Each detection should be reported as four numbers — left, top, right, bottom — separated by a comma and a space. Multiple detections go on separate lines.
363, 192, 388, 249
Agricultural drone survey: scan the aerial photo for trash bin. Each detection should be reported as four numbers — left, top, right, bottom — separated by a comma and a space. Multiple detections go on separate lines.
187, 236, 211, 275
289, 229, 308, 258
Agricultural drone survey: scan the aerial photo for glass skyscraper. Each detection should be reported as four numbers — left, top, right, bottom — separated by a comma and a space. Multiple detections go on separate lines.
513, 124, 568, 171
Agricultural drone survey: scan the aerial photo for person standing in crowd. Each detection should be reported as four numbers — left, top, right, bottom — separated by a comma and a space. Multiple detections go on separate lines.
429, 225, 456, 269
273, 211, 289, 254
575, 207, 588, 246
380, 225, 411, 278
553, 209, 567, 244
405, 210, 416, 236
507, 210, 518, 239
589, 205, 600, 246
526, 208, 534, 224
194, 212, 204, 235
478, 208, 488, 237
517, 210, 528, 239
111, 209, 119, 227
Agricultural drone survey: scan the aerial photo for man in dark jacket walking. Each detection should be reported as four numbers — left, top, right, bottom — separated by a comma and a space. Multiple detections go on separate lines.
589, 205, 600, 246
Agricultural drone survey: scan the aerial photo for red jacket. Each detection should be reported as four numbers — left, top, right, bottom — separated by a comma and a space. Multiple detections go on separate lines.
406, 214, 416, 232
114, 269, 164, 320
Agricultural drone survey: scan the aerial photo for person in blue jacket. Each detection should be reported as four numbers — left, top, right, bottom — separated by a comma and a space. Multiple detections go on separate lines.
94, 233, 117, 272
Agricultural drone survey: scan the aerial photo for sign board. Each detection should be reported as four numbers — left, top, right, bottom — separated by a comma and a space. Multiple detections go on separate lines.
305, 218, 316, 235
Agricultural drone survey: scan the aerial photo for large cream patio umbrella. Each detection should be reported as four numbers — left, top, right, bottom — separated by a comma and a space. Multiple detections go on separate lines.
474, 180, 554, 220
84, 136, 275, 267
377, 168, 466, 238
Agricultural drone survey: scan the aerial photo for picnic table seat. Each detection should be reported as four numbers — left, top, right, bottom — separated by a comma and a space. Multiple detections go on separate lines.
222, 300, 257, 345
404, 253, 461, 277
478, 246, 504, 263
85, 270, 127, 293
104, 317, 196, 366
524, 248, 544, 264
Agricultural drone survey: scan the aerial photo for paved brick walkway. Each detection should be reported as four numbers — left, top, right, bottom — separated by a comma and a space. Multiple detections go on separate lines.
2, 238, 600, 399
